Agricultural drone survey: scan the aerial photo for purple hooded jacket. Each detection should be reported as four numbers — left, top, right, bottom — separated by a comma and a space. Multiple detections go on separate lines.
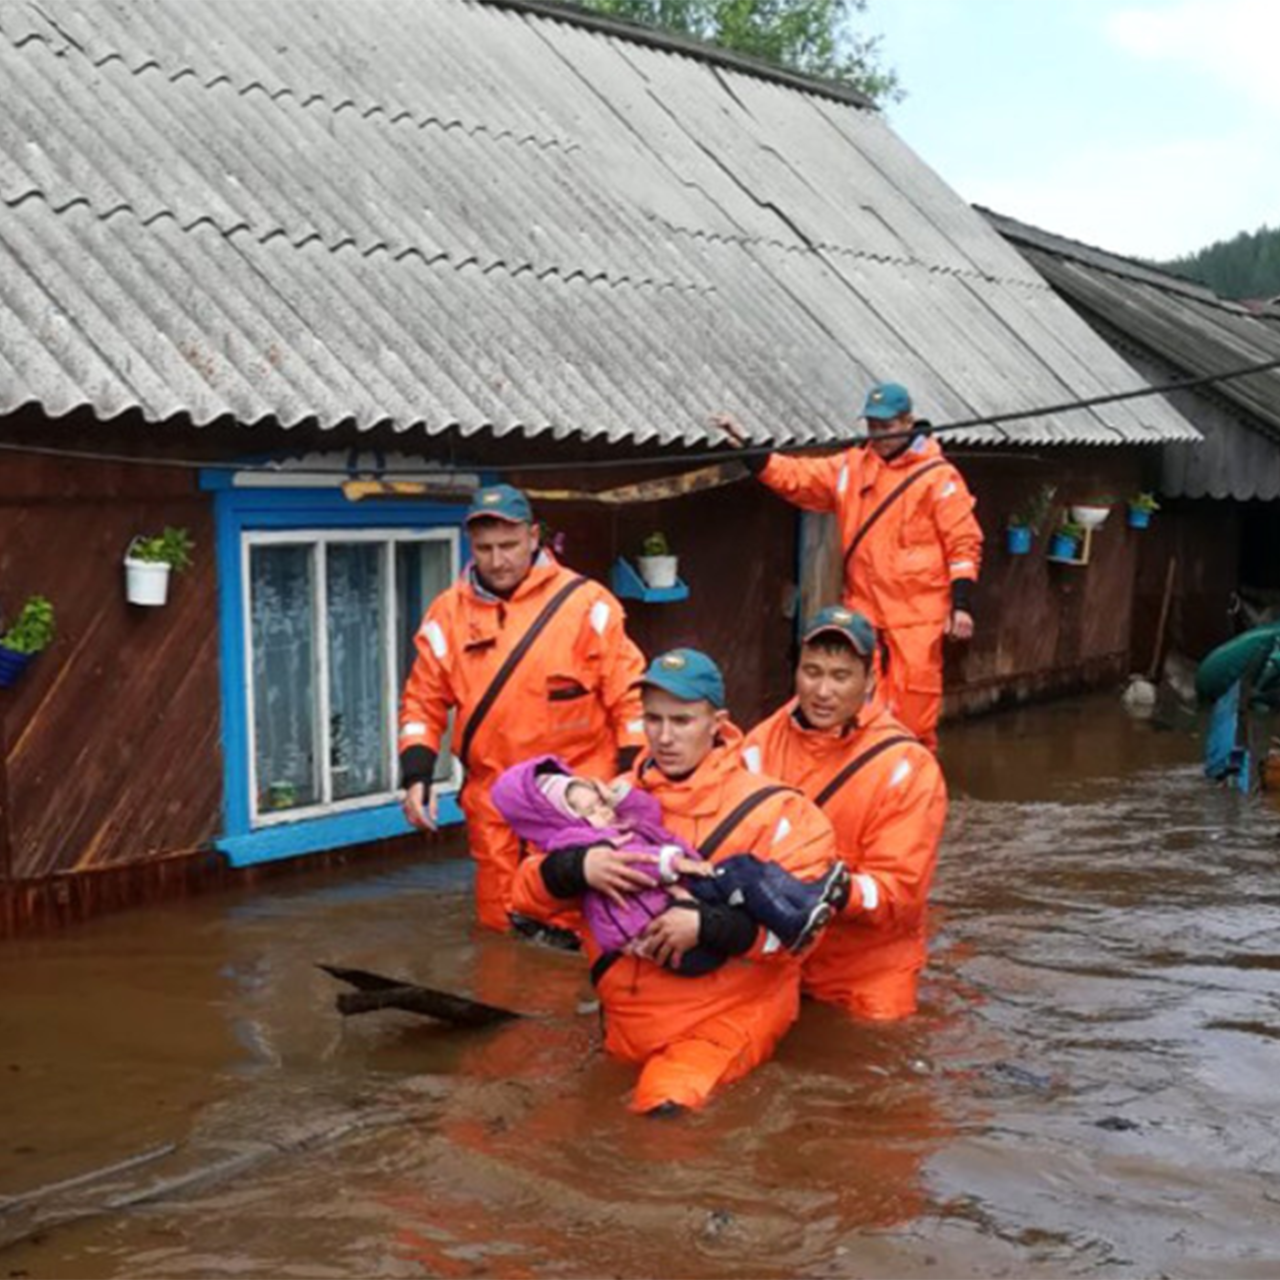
490, 754, 702, 954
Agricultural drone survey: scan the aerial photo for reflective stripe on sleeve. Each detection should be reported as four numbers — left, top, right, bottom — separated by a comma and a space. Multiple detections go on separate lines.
422, 619, 447, 659
742, 745, 763, 774
590, 600, 610, 636
400, 721, 428, 738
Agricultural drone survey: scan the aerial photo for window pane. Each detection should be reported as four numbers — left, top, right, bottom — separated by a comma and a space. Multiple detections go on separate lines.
396, 540, 456, 782
327, 542, 390, 802
250, 544, 319, 813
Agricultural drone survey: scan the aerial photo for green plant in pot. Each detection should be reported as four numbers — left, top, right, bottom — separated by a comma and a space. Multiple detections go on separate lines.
636, 530, 678, 589
1049, 517, 1087, 560
1127, 492, 1160, 528
125, 526, 195, 606
0, 595, 56, 687
1006, 483, 1057, 553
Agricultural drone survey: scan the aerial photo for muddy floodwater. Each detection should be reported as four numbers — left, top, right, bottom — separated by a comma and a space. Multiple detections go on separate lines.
3, 695, 1280, 1278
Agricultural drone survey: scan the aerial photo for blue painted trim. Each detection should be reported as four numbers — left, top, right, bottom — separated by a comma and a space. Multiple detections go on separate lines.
207, 475, 467, 858
215, 794, 465, 868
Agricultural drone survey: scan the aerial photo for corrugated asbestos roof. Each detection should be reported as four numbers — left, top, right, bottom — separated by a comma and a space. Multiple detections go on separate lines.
0, 0, 1200, 450
987, 208, 1280, 498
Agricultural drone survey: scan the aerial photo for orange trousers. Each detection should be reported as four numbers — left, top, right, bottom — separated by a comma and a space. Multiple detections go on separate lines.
609, 971, 801, 1114
880, 622, 944, 752
803, 926, 927, 1021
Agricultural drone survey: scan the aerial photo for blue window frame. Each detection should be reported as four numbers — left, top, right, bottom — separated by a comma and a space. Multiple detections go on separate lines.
202, 473, 468, 867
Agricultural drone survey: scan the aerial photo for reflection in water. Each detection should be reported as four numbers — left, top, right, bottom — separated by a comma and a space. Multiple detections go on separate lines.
3, 696, 1280, 1278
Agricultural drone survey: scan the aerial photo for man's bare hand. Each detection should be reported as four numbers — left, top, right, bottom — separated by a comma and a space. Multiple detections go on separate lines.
402, 781, 438, 832
945, 609, 975, 642
635, 903, 700, 969
583, 846, 659, 908
673, 856, 714, 879
710, 412, 748, 447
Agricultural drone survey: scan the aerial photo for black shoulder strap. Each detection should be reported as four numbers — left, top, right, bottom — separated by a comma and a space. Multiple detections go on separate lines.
843, 459, 948, 572
458, 575, 589, 767
698, 783, 792, 858
814, 734, 916, 808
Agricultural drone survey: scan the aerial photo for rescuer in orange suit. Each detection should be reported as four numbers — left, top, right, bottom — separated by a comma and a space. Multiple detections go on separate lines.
399, 484, 646, 934
716, 381, 983, 751
510, 648, 837, 1114
744, 607, 948, 1020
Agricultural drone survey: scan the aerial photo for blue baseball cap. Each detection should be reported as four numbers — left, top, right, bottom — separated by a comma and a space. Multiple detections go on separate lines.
465, 483, 533, 525
637, 648, 726, 709
802, 605, 877, 657
862, 382, 912, 420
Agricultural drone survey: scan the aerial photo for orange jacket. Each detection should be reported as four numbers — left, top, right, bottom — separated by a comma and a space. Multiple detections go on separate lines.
398, 553, 645, 787
510, 724, 836, 1064
760, 436, 982, 627
743, 701, 947, 1003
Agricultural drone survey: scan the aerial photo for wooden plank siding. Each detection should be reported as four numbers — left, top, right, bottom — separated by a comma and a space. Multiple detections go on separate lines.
945, 448, 1150, 714
0, 451, 222, 885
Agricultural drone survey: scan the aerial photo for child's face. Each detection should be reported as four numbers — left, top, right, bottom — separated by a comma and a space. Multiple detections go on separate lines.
565, 780, 617, 828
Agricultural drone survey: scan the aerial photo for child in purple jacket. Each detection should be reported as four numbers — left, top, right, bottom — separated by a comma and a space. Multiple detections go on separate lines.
492, 754, 850, 976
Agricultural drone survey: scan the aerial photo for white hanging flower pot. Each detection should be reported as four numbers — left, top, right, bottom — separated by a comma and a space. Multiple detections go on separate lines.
636, 554, 678, 589
124, 545, 172, 606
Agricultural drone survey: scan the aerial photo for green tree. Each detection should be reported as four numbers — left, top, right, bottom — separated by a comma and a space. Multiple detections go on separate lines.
577, 0, 902, 103
1160, 224, 1280, 301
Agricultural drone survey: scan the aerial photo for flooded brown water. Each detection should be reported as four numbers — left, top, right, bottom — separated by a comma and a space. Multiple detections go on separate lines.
3, 695, 1280, 1278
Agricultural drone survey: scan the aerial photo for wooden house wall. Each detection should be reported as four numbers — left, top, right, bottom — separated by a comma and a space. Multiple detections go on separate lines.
0, 450, 223, 901
1132, 499, 1242, 666
946, 447, 1150, 713
512, 469, 799, 728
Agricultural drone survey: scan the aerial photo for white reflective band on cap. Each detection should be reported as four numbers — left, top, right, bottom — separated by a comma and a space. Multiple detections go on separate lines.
889, 759, 913, 788
837, 464, 849, 496
855, 873, 879, 911
400, 721, 427, 738
743, 745, 763, 774
422, 620, 447, 659
590, 600, 610, 636
772, 815, 792, 844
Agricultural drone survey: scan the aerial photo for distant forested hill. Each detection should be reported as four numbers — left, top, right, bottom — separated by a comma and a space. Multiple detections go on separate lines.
1158, 225, 1280, 301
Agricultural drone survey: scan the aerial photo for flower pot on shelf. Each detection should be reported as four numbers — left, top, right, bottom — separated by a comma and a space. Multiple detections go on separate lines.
1048, 531, 1081, 561
636, 554, 678, 589
0, 644, 35, 688
1005, 525, 1033, 555
1127, 505, 1152, 529
1069, 504, 1111, 529
124, 553, 172, 606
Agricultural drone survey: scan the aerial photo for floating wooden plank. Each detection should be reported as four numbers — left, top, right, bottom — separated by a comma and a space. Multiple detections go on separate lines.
318, 963, 522, 1028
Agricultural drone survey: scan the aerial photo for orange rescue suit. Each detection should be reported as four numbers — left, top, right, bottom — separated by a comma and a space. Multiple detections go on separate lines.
760, 436, 983, 750
399, 553, 645, 931
744, 700, 947, 1020
511, 724, 836, 1113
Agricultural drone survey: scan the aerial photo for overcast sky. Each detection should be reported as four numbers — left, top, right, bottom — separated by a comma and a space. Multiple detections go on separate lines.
869, 0, 1280, 260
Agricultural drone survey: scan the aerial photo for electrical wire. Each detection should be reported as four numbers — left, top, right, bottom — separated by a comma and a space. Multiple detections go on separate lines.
1, 353, 1277, 478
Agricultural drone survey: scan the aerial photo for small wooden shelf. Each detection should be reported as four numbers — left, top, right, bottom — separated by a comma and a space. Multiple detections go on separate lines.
610, 557, 689, 603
